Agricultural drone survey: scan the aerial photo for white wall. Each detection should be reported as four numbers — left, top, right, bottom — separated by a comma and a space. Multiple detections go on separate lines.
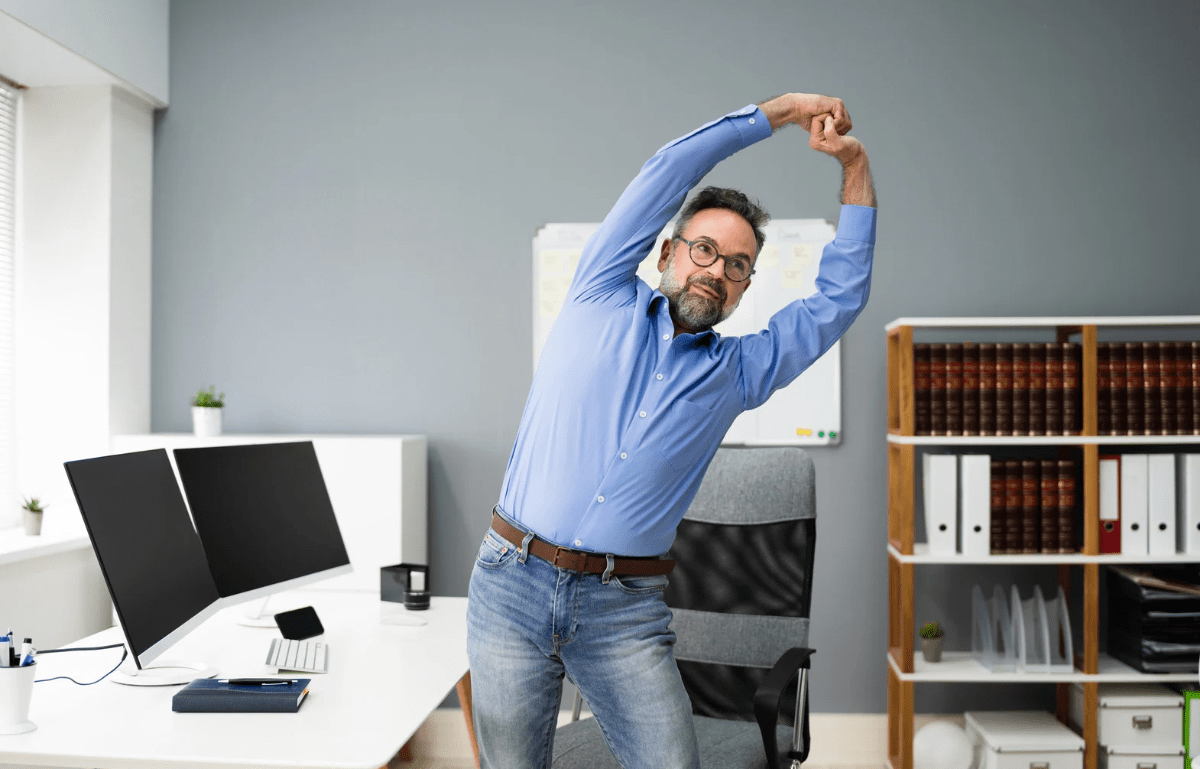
0, 0, 168, 105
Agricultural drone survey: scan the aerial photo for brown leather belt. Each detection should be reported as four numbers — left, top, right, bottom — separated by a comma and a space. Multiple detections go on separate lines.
490, 512, 674, 576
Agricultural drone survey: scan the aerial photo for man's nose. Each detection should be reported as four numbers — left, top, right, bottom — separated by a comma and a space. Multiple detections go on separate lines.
702, 258, 727, 281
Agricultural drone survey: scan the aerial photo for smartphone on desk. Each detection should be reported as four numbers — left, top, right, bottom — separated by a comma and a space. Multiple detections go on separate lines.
274, 606, 324, 640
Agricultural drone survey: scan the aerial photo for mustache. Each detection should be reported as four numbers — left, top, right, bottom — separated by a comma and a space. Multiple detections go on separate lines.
687, 274, 726, 304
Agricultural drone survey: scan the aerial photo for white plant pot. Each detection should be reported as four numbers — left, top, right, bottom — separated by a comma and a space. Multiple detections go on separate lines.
192, 406, 223, 437
22, 510, 42, 536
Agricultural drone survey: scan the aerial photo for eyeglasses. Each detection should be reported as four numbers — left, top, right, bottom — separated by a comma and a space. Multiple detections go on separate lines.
676, 237, 755, 282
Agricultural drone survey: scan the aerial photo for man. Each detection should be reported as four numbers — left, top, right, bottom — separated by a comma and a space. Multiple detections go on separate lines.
467, 92, 876, 768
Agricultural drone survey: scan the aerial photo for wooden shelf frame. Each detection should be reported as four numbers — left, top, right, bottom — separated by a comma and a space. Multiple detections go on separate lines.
883, 317, 1200, 769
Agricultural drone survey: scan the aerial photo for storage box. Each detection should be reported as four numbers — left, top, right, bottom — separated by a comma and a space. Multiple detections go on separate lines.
1070, 683, 1183, 750
1099, 745, 1185, 769
965, 710, 1085, 769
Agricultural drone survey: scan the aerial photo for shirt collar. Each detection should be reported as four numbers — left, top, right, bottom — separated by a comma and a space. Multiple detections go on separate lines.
648, 289, 720, 347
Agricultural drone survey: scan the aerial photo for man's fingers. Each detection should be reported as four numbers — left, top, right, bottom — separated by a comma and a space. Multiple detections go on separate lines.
837, 104, 853, 135
809, 113, 829, 147
823, 114, 838, 142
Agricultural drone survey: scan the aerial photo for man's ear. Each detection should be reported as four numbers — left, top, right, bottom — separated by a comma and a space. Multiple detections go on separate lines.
657, 238, 672, 273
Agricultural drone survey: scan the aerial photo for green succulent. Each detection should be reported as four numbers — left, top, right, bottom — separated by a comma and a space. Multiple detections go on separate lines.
919, 621, 944, 639
192, 386, 225, 408
21, 497, 46, 514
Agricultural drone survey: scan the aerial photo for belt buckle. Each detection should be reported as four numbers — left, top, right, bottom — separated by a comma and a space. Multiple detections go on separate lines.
553, 546, 586, 572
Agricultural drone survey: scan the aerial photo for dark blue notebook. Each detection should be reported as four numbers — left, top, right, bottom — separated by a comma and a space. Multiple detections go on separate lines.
172, 678, 310, 713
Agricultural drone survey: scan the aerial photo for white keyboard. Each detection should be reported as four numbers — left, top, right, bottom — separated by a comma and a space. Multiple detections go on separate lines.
265, 637, 327, 674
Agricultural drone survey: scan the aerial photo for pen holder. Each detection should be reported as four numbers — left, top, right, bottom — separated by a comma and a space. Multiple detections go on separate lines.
0, 662, 37, 734
381, 563, 429, 610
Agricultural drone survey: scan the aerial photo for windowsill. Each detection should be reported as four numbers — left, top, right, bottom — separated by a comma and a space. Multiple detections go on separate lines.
0, 526, 90, 566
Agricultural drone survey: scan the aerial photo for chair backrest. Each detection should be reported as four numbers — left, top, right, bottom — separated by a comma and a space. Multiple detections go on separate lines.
664, 446, 816, 722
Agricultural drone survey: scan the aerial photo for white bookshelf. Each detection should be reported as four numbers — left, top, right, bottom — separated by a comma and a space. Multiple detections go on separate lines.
889, 651, 1199, 684
889, 543, 1200, 565
889, 434, 1200, 446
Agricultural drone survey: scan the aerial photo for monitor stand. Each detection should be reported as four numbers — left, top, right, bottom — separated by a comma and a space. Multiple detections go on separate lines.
110, 659, 216, 687
234, 595, 311, 628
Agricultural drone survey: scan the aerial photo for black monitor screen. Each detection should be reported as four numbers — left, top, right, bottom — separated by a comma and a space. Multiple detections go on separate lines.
64, 450, 221, 664
172, 441, 351, 598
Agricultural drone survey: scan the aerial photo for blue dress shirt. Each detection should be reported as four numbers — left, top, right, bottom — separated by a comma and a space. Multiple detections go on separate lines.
498, 105, 876, 556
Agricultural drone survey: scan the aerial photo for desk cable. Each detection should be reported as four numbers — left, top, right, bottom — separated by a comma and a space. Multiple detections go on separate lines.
33, 643, 127, 685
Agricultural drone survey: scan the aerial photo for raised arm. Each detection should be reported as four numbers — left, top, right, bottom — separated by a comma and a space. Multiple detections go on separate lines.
568, 107, 771, 306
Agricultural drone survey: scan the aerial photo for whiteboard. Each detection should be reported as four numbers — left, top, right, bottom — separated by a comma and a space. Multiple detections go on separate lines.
533, 219, 842, 446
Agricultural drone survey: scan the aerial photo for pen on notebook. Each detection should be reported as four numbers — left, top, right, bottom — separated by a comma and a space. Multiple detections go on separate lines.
221, 678, 299, 686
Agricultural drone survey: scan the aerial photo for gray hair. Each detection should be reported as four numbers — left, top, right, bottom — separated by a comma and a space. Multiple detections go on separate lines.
672, 186, 770, 257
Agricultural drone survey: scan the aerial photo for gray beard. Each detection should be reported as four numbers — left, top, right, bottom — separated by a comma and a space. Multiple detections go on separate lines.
659, 253, 742, 332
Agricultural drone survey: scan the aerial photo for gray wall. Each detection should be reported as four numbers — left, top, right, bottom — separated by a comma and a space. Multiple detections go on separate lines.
154, 0, 1200, 713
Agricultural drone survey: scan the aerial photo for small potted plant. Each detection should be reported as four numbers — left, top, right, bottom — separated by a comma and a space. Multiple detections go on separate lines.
919, 621, 945, 663
191, 386, 225, 437
21, 497, 46, 536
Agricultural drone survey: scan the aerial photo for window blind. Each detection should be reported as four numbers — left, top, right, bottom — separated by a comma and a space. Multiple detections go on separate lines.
0, 82, 16, 514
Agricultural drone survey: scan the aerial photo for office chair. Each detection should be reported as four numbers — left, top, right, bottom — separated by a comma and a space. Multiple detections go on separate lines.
553, 446, 817, 769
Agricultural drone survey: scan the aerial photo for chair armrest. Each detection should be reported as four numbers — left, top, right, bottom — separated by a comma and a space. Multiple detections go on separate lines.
752, 646, 814, 769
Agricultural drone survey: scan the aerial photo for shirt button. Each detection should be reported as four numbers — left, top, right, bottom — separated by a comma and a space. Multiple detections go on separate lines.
597, 496, 605, 503
620, 452, 627, 460
749, 117, 755, 124
663, 334, 669, 340
574, 539, 582, 546
656, 373, 663, 380
639, 411, 647, 418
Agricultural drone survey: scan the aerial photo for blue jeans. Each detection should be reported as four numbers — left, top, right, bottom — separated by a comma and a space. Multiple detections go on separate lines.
466, 515, 699, 769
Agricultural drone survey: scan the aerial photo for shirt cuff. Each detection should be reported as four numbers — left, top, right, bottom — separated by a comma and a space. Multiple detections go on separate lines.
836, 204, 877, 244
731, 105, 773, 148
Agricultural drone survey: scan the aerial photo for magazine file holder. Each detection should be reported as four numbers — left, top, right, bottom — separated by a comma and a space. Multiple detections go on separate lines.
1045, 585, 1074, 673
970, 585, 994, 669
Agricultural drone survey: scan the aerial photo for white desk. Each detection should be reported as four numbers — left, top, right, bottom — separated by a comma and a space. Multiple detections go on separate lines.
0, 590, 469, 769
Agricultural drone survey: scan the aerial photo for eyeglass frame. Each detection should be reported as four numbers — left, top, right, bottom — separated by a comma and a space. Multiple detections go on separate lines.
675, 237, 756, 282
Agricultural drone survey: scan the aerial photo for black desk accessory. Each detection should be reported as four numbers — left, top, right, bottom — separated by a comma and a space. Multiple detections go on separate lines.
381, 563, 429, 610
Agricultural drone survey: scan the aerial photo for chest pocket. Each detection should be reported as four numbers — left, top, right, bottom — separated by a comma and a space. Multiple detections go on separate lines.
656, 399, 717, 474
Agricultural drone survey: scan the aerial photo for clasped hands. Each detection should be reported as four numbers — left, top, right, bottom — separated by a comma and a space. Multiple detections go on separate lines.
788, 93, 865, 167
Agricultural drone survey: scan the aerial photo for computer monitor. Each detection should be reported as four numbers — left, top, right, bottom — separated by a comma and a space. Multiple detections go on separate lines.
171, 441, 352, 619
64, 449, 223, 684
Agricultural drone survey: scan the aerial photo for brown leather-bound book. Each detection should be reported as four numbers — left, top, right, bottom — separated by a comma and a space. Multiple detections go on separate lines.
930, 343, 947, 436
1062, 343, 1080, 436
1160, 341, 1176, 436
1011, 343, 1030, 436
962, 342, 980, 436
1044, 343, 1063, 435
1109, 341, 1126, 435
946, 343, 963, 436
1021, 459, 1039, 553
990, 460, 1005, 553
1028, 343, 1046, 436
1142, 342, 1160, 436
1194, 342, 1200, 435
1039, 459, 1059, 554
1057, 459, 1076, 554
1096, 342, 1111, 436
996, 344, 1013, 437
979, 343, 997, 436
914, 343, 932, 436
1177, 341, 1193, 435
1004, 459, 1022, 554
1126, 342, 1144, 435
